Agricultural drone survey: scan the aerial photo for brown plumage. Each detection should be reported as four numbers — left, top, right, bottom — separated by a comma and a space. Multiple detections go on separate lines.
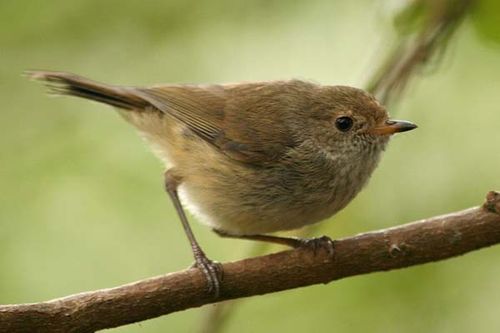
28, 70, 416, 296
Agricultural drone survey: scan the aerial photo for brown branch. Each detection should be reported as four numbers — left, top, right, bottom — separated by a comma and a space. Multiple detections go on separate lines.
1, 191, 499, 333
367, 0, 474, 105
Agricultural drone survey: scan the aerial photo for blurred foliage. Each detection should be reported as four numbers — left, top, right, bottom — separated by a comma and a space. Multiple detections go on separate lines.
470, 0, 500, 44
394, 0, 500, 45
1, 0, 500, 332
393, 0, 429, 35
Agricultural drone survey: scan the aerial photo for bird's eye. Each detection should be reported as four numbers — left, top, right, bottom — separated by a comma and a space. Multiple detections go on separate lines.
335, 116, 354, 132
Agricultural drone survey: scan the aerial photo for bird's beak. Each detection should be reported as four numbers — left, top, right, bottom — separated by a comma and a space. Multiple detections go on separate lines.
369, 119, 417, 136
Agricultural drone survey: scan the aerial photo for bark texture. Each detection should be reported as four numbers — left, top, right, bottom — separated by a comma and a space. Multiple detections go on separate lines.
1, 191, 499, 333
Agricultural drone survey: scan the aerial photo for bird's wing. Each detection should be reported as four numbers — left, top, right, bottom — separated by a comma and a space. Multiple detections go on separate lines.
27, 70, 297, 164
135, 84, 296, 165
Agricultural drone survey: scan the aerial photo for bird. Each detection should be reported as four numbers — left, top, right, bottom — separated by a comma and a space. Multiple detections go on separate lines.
28, 70, 417, 298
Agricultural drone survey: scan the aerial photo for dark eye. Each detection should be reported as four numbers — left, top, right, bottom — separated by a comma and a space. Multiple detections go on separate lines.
335, 116, 354, 132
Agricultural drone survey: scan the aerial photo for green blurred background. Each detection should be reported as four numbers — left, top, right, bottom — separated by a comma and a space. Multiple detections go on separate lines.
1, 0, 500, 332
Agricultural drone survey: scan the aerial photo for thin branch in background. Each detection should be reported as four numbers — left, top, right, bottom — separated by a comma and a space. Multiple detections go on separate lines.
198, 1, 474, 331
367, 0, 474, 105
199, 242, 270, 333
199, 228, 316, 333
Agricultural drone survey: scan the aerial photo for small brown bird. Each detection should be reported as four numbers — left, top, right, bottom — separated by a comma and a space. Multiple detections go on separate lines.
28, 71, 416, 297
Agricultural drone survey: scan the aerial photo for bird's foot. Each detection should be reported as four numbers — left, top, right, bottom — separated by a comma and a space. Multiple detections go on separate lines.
190, 250, 223, 298
214, 229, 334, 259
295, 235, 335, 258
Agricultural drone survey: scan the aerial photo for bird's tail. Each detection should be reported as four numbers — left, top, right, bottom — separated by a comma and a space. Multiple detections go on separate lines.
26, 70, 149, 110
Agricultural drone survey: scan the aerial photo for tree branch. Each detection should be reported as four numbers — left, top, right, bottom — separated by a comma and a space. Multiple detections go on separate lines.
367, 0, 474, 105
1, 191, 499, 333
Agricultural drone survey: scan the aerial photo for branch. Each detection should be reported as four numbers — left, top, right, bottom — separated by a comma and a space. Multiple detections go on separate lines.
367, 0, 474, 105
1, 191, 499, 333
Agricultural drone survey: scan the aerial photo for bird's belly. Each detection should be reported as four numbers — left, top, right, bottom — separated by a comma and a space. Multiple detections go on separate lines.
178, 163, 365, 236
179, 185, 337, 235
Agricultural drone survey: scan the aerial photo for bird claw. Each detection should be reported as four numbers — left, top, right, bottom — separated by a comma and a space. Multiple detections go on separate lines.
191, 256, 223, 298
297, 235, 335, 258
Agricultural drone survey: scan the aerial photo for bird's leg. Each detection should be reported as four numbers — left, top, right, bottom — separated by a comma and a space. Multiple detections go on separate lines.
213, 229, 334, 258
164, 170, 222, 298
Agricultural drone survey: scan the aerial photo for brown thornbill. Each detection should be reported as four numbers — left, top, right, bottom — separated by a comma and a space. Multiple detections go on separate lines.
28, 70, 417, 298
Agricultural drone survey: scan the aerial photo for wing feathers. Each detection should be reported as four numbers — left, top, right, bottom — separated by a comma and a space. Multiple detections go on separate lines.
30, 71, 297, 165
136, 87, 223, 143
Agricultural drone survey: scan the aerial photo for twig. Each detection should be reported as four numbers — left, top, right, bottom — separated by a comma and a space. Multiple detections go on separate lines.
367, 0, 474, 105
198, 241, 271, 333
1, 191, 499, 333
